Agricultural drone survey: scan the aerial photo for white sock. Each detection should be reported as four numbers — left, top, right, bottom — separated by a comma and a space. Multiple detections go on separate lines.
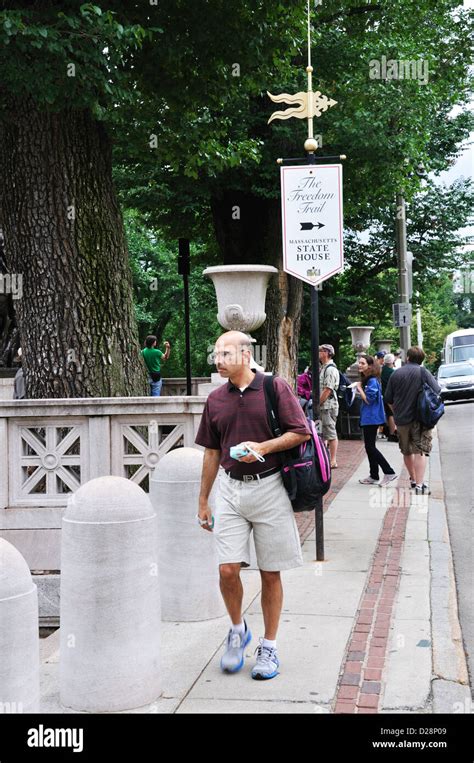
262, 638, 277, 650
231, 621, 245, 635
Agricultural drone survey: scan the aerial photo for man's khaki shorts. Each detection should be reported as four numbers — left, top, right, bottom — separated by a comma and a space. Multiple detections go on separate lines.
321, 406, 338, 441
397, 421, 433, 456
213, 470, 303, 572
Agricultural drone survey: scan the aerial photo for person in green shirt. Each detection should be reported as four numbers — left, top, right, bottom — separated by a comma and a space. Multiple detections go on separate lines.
141, 335, 171, 396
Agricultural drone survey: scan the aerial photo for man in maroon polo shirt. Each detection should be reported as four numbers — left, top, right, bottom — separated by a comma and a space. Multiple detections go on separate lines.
195, 330, 310, 680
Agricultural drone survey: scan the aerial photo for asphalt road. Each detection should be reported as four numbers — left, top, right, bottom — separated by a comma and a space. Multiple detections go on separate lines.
437, 398, 474, 694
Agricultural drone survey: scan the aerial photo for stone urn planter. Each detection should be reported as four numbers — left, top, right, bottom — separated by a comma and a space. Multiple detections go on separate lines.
347, 326, 375, 354
375, 339, 392, 354
200, 265, 278, 394
346, 325, 375, 379
203, 265, 278, 333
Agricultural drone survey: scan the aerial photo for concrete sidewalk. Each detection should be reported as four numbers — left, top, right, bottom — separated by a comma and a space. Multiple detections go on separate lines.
39, 434, 471, 714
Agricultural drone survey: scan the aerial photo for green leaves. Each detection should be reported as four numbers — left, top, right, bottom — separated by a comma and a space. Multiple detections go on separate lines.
124, 209, 220, 375
0, 6, 148, 112
1, 0, 472, 374
313, 177, 474, 368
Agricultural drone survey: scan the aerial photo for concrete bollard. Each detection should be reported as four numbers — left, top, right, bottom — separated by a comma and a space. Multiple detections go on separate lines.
60, 476, 161, 712
0, 538, 39, 713
150, 447, 225, 621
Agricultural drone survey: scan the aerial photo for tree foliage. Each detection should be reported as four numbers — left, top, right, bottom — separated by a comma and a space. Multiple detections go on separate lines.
125, 210, 219, 376
0, 1, 472, 388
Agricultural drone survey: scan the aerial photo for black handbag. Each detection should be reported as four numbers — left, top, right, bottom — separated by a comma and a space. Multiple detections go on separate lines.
150, 371, 161, 383
263, 375, 327, 512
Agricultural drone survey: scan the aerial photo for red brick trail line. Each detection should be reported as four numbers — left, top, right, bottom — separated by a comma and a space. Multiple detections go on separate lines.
333, 474, 412, 713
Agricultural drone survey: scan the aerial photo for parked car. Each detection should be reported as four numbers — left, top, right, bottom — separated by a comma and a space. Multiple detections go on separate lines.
437, 361, 474, 401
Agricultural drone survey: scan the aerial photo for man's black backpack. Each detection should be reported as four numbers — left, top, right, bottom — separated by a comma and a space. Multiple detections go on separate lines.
323, 362, 352, 409
263, 375, 331, 512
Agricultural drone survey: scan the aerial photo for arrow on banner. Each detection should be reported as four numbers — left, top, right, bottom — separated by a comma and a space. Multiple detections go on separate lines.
300, 222, 325, 231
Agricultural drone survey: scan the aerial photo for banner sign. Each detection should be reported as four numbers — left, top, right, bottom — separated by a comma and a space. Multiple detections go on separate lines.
280, 164, 344, 286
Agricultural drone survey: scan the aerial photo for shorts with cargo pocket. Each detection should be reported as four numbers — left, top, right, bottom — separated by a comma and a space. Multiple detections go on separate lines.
214, 469, 303, 572
397, 421, 433, 456
321, 405, 338, 441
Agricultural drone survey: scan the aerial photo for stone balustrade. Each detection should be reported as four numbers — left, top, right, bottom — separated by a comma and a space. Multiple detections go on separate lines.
161, 377, 210, 396
0, 395, 208, 622
0, 395, 207, 522
0, 395, 206, 586
0, 375, 211, 401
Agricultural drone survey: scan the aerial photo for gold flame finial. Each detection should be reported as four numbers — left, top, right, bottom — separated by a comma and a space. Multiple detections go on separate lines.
267, 1, 337, 154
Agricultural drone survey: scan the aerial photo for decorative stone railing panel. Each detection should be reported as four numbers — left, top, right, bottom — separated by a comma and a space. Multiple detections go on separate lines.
10, 418, 88, 507
0, 397, 207, 524
111, 418, 188, 493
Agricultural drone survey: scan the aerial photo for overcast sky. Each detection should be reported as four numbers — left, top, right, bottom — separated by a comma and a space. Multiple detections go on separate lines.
435, 0, 473, 245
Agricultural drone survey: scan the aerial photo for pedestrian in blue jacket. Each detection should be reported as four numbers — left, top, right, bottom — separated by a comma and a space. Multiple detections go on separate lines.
356, 354, 397, 486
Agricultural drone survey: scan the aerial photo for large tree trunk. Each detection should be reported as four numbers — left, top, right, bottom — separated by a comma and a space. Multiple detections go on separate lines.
210, 192, 303, 385
0, 100, 147, 398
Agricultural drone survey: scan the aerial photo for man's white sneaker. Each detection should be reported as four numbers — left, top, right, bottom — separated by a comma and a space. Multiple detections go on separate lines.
251, 639, 280, 680
359, 477, 379, 484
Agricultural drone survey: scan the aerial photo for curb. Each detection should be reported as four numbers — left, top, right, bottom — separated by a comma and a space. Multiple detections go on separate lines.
428, 431, 471, 713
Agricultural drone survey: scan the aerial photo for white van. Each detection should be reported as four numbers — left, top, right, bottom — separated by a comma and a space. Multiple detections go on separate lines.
441, 328, 474, 364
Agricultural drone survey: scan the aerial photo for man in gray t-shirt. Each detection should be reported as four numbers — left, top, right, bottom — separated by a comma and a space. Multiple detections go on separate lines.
385, 346, 440, 494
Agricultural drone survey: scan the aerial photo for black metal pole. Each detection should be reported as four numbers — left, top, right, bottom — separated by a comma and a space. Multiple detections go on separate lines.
310, 286, 321, 423
178, 238, 192, 396
183, 271, 192, 396
304, 147, 325, 562
311, 284, 324, 561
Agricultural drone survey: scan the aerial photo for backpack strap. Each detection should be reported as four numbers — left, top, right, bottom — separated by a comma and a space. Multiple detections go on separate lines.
263, 374, 282, 438
263, 375, 300, 499
322, 361, 338, 400
418, 364, 427, 393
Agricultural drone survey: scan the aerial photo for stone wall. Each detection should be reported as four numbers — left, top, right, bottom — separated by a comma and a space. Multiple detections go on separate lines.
0, 395, 207, 623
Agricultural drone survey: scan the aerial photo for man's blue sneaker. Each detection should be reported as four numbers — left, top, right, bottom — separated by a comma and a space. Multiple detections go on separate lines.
251, 638, 280, 680
220, 622, 252, 673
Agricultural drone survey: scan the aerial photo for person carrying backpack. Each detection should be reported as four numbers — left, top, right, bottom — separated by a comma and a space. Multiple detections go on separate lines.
384, 346, 442, 495
319, 344, 340, 468
195, 330, 310, 681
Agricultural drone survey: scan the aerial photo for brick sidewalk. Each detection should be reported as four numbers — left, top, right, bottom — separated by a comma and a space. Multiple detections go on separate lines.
333, 474, 412, 713
295, 438, 366, 543
294, 437, 415, 714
